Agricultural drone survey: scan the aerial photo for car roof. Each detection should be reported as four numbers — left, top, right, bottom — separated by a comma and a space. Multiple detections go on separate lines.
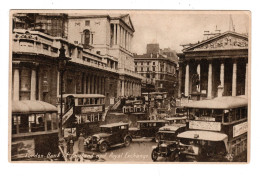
137, 120, 166, 123
159, 124, 186, 132
165, 117, 187, 121
177, 130, 228, 141
184, 96, 248, 109
100, 122, 129, 128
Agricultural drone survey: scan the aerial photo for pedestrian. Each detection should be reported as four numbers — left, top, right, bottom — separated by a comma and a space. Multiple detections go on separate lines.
78, 133, 85, 154
67, 131, 74, 154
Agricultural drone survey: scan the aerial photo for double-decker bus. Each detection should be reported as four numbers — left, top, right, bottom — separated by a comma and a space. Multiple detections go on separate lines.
57, 94, 106, 137
177, 96, 248, 162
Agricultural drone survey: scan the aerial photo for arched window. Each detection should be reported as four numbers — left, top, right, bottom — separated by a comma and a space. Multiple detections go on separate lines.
82, 29, 90, 45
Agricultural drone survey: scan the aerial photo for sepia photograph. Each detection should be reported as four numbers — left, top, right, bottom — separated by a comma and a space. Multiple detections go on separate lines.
9, 10, 250, 163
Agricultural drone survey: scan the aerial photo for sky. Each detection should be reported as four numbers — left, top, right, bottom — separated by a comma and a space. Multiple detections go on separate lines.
127, 11, 250, 54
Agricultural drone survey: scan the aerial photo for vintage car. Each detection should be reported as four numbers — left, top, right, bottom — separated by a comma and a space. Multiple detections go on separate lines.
129, 120, 167, 139
151, 124, 186, 161
177, 130, 230, 162
85, 123, 132, 153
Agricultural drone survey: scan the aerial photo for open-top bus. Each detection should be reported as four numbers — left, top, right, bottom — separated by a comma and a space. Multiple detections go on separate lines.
57, 94, 106, 137
177, 96, 248, 162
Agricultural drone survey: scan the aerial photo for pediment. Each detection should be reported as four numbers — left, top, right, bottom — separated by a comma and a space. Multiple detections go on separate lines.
184, 32, 248, 52
121, 14, 135, 32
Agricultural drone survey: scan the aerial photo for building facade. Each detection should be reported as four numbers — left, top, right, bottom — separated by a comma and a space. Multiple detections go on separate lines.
134, 44, 178, 96
177, 31, 248, 99
67, 14, 142, 98
11, 13, 142, 108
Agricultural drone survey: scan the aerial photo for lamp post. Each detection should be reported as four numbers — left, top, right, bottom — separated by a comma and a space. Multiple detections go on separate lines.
57, 45, 71, 138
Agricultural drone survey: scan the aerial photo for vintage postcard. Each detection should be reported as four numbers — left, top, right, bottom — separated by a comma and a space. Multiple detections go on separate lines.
9, 10, 250, 163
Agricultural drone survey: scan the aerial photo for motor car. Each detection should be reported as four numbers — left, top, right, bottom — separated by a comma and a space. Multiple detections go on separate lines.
85, 122, 132, 153
151, 124, 186, 161
177, 130, 230, 162
129, 120, 167, 139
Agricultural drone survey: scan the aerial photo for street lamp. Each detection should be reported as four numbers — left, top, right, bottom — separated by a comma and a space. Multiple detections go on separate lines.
57, 45, 71, 138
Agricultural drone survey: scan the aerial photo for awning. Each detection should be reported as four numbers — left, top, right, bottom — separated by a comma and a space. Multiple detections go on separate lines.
177, 130, 228, 141
12, 100, 57, 114
184, 96, 248, 109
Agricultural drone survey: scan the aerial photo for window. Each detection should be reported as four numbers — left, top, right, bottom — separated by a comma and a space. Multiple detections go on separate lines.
82, 29, 90, 45
141, 62, 143, 65
141, 67, 143, 72
153, 62, 155, 65
78, 98, 83, 105
135, 67, 137, 72
85, 20, 90, 26
135, 62, 137, 65
153, 67, 155, 71
147, 62, 150, 65
77, 49, 81, 58
147, 67, 150, 72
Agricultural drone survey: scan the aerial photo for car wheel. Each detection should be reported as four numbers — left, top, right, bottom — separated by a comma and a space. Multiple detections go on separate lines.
169, 151, 178, 161
151, 149, 158, 161
99, 142, 108, 153
124, 137, 131, 147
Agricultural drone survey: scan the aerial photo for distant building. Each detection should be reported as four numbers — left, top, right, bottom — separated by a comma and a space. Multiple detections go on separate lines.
134, 44, 178, 96
147, 43, 160, 55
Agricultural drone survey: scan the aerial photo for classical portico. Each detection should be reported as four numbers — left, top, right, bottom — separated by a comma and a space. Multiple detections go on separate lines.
178, 31, 248, 99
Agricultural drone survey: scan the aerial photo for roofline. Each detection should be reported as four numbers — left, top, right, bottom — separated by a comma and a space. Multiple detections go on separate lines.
182, 31, 248, 52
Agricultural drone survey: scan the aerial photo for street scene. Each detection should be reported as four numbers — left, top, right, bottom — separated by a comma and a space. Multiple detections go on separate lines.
10, 10, 249, 163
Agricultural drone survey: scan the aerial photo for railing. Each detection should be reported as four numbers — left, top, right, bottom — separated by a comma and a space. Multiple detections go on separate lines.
12, 30, 118, 73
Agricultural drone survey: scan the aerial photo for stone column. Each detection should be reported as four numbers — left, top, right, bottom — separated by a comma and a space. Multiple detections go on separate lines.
30, 68, 37, 100
218, 60, 225, 97
38, 69, 42, 101
95, 76, 98, 94
87, 75, 91, 94
91, 75, 95, 94
116, 24, 120, 45
13, 61, 20, 101
113, 24, 116, 45
207, 61, 212, 99
178, 63, 182, 98
232, 59, 237, 96
127, 32, 129, 50
57, 71, 60, 95
220, 61, 225, 86
99, 76, 102, 94
83, 73, 87, 94
103, 77, 106, 95
122, 80, 125, 96
245, 62, 248, 96
184, 63, 189, 97
196, 61, 201, 92
120, 27, 122, 47
123, 29, 125, 49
